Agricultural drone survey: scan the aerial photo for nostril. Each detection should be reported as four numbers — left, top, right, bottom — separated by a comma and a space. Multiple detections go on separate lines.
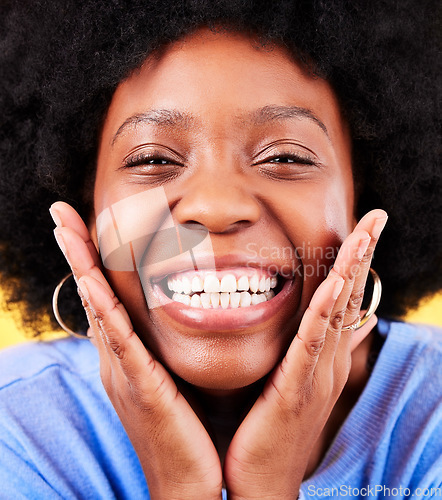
173, 185, 261, 233
184, 220, 203, 226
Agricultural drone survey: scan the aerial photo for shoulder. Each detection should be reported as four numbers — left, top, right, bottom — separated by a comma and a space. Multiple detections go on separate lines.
306, 320, 442, 494
0, 337, 104, 441
372, 319, 442, 423
0, 336, 98, 390
0, 337, 103, 446
377, 319, 442, 390
0, 338, 148, 499
362, 320, 442, 488
0, 337, 103, 434
379, 318, 442, 348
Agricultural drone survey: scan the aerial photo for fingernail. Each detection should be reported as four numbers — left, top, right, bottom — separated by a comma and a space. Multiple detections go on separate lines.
78, 278, 90, 302
332, 278, 345, 300
49, 206, 62, 227
54, 229, 67, 256
357, 237, 371, 260
371, 216, 388, 240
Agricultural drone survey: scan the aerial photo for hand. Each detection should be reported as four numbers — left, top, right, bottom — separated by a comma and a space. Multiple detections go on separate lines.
50, 202, 223, 500
223, 209, 388, 500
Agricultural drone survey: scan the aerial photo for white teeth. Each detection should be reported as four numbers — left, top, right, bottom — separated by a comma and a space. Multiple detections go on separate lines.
190, 294, 201, 308
240, 291, 252, 307
166, 271, 281, 308
258, 276, 267, 293
220, 292, 230, 309
181, 294, 191, 306
210, 292, 220, 308
174, 279, 183, 294
249, 275, 259, 293
230, 292, 241, 308
182, 276, 192, 295
172, 289, 272, 308
200, 293, 211, 309
237, 275, 249, 291
220, 274, 237, 292
251, 293, 261, 305
191, 276, 204, 292
204, 275, 221, 293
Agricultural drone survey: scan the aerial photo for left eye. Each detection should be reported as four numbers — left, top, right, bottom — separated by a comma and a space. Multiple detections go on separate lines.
263, 154, 316, 166
268, 156, 298, 163
124, 156, 176, 167
145, 158, 170, 165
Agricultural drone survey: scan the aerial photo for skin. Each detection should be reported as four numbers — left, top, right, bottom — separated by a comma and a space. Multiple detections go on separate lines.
51, 29, 388, 499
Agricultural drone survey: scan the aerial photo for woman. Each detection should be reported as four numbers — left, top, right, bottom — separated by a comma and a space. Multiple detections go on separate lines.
0, 1, 441, 499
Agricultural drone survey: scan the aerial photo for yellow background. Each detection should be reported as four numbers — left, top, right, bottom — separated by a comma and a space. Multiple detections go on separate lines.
1, 291, 441, 350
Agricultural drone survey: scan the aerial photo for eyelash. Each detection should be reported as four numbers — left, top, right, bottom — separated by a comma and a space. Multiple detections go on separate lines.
123, 152, 316, 167
123, 153, 183, 168
260, 152, 316, 165
121, 148, 319, 184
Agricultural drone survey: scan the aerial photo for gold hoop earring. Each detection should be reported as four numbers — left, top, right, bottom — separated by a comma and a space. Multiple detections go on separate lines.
342, 268, 382, 331
52, 273, 87, 339
358, 268, 382, 329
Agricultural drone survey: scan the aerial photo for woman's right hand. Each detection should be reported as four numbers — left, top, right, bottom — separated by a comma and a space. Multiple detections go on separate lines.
50, 202, 223, 500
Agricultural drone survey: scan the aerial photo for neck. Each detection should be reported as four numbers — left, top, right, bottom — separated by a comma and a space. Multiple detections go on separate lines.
176, 377, 265, 463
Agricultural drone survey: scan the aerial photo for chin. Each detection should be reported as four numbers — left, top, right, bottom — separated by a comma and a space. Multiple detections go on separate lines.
144, 308, 300, 392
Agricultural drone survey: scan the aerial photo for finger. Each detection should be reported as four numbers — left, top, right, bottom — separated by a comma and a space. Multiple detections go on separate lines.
54, 226, 112, 296
77, 275, 175, 409
342, 210, 388, 329
77, 274, 142, 375
331, 228, 372, 329
78, 285, 113, 377
349, 313, 378, 352
272, 272, 345, 397
50, 201, 101, 269
334, 211, 388, 363
54, 226, 132, 326
329, 211, 387, 384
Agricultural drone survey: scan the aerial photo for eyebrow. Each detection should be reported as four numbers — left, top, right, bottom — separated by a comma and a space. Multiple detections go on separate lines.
112, 109, 194, 145
247, 105, 329, 138
112, 104, 329, 146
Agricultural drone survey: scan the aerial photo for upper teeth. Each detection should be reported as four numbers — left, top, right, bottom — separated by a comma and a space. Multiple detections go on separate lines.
166, 272, 279, 308
167, 273, 278, 294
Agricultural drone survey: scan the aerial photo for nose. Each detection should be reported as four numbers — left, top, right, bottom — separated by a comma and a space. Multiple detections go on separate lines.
173, 171, 261, 233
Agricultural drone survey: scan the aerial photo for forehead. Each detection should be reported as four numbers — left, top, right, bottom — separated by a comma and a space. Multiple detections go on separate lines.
100, 28, 348, 145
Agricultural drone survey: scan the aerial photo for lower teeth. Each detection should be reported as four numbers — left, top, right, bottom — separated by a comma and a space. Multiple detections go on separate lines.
172, 290, 275, 308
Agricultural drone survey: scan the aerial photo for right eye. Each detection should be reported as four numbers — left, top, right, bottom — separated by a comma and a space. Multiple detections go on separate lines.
123, 153, 181, 168
120, 146, 185, 184
142, 158, 172, 165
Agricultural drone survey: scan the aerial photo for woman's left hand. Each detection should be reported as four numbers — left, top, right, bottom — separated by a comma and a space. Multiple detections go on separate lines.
223, 209, 387, 500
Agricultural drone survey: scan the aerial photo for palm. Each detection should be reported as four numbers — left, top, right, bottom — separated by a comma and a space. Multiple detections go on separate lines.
223, 365, 315, 499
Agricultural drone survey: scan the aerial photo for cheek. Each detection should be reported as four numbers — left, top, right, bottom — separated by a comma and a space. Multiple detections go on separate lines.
105, 268, 160, 346
272, 180, 354, 304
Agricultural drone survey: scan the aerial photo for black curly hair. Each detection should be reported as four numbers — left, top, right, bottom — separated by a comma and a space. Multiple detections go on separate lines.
0, 0, 441, 334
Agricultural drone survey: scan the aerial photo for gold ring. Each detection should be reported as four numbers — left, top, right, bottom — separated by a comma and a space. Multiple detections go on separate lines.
342, 268, 382, 331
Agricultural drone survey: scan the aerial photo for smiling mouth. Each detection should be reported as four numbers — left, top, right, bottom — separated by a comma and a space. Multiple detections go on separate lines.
147, 263, 297, 331
158, 269, 285, 309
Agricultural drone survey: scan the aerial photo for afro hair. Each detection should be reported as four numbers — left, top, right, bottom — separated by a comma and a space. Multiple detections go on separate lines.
0, 0, 441, 334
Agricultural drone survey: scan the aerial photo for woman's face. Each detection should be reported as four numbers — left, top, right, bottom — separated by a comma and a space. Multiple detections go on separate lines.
93, 29, 355, 391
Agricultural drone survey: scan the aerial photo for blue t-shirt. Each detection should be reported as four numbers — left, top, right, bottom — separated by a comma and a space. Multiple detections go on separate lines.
0, 319, 441, 499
